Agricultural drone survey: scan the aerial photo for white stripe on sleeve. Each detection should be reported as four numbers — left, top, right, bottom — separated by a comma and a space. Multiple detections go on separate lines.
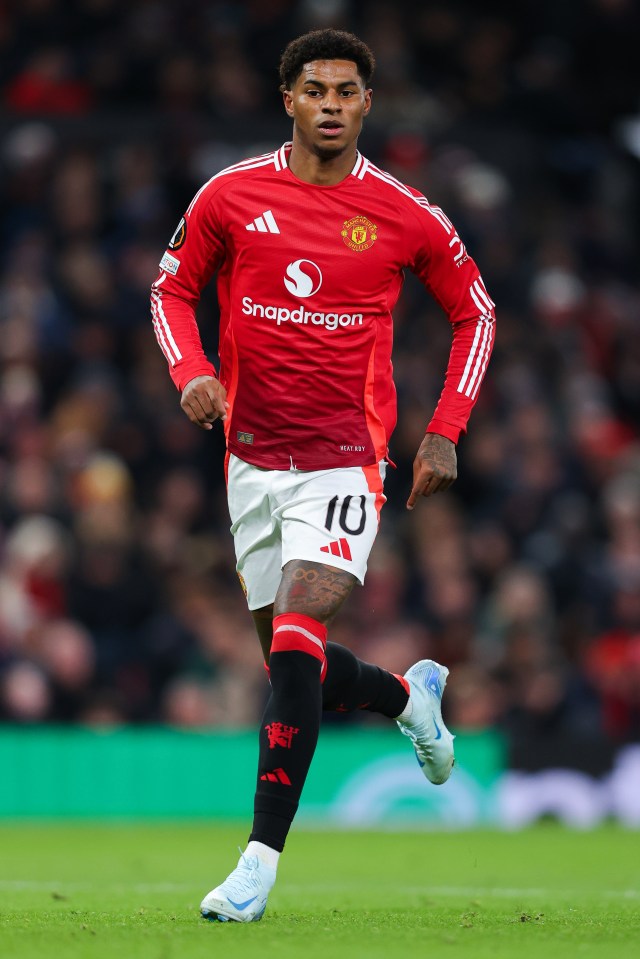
457, 278, 496, 397
151, 273, 182, 365
471, 323, 495, 400
464, 318, 492, 398
457, 318, 484, 395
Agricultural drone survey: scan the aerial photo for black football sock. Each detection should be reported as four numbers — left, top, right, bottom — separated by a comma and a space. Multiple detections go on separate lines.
322, 641, 410, 718
249, 649, 322, 852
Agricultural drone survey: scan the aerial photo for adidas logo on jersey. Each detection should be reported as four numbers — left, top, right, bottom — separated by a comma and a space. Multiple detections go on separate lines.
246, 210, 280, 234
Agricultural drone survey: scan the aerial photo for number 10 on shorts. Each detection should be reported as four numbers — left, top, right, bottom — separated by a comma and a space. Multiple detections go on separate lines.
324, 495, 367, 536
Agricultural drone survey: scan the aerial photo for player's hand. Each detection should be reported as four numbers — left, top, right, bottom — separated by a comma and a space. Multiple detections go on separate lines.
406, 433, 457, 509
180, 375, 229, 430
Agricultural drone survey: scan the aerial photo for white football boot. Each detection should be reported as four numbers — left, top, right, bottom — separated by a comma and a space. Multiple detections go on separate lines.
396, 659, 455, 785
200, 852, 276, 923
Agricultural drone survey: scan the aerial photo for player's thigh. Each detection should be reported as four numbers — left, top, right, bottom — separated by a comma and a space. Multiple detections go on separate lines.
275, 559, 357, 624
227, 455, 282, 611
280, 462, 386, 588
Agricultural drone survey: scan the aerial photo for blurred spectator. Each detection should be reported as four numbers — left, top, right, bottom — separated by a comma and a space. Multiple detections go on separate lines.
34, 618, 96, 719
4, 48, 93, 114
0, 661, 51, 722
445, 663, 504, 731
585, 584, 640, 741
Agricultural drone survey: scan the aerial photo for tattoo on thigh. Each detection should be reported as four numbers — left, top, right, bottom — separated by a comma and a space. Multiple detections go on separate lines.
292, 567, 319, 585
276, 561, 356, 623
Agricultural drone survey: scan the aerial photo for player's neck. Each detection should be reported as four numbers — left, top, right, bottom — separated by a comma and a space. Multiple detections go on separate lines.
287, 138, 358, 186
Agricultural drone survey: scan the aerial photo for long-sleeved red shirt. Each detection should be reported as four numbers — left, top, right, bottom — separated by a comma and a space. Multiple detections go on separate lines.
151, 143, 495, 470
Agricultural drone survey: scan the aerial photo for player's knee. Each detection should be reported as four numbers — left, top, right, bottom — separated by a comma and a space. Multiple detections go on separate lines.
271, 613, 327, 681
322, 643, 361, 709
325, 642, 361, 684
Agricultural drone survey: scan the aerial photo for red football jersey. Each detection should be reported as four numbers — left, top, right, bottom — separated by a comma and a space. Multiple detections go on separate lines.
151, 143, 495, 470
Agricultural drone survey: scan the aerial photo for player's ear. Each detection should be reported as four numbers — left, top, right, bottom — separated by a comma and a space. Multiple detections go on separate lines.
363, 88, 372, 117
282, 89, 294, 117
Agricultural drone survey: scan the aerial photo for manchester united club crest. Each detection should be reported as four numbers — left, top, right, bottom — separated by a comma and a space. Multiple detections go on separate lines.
341, 215, 377, 252
265, 722, 299, 749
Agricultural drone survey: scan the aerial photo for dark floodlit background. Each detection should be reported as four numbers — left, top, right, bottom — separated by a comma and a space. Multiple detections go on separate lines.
0, 0, 639, 824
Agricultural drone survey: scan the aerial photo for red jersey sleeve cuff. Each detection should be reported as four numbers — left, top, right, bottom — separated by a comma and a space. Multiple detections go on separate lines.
172, 362, 217, 391
426, 419, 462, 445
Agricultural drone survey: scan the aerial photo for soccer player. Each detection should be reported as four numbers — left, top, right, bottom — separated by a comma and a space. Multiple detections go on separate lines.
151, 29, 495, 922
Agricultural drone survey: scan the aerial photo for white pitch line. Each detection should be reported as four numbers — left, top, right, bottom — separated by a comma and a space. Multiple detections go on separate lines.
0, 880, 638, 899
281, 884, 640, 900
0, 880, 192, 893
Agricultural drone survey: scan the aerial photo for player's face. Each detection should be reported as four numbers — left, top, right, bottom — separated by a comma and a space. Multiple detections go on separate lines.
283, 59, 372, 158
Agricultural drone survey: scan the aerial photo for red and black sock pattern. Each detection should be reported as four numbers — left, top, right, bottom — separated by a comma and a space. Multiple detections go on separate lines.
322, 642, 410, 717
250, 614, 326, 852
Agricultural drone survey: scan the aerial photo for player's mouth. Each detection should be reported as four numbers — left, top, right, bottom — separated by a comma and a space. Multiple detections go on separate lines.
317, 121, 344, 137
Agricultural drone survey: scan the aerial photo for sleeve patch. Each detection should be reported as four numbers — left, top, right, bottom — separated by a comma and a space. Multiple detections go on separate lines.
168, 216, 187, 250
160, 251, 181, 275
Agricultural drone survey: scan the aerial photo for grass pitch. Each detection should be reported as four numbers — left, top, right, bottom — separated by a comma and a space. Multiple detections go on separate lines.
0, 823, 638, 959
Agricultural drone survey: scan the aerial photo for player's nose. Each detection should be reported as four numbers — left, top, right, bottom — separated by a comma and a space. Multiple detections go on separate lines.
322, 91, 342, 111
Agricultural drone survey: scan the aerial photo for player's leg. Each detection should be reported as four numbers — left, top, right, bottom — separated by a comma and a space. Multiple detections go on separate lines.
247, 555, 455, 864
201, 461, 452, 922
203, 464, 381, 922
245, 463, 407, 713
322, 642, 411, 715
249, 559, 355, 857
249, 598, 453, 781
200, 458, 284, 923
244, 575, 386, 861
251, 606, 448, 751
201, 562, 354, 924
253, 602, 411, 717
246, 461, 410, 862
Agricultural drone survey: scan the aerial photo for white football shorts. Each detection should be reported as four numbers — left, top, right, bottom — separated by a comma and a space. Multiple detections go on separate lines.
227, 454, 387, 610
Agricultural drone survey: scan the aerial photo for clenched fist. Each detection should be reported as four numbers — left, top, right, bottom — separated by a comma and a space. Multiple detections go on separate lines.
180, 375, 229, 430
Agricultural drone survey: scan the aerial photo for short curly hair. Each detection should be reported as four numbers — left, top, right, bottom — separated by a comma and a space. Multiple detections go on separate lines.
279, 29, 375, 90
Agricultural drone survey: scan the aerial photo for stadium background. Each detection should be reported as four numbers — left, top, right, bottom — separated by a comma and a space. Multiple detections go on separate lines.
0, 0, 639, 826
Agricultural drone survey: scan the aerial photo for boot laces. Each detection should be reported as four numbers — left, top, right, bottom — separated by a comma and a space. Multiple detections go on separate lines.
219, 851, 262, 899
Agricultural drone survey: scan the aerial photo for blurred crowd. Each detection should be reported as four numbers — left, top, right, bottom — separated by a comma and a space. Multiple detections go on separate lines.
1, 0, 639, 753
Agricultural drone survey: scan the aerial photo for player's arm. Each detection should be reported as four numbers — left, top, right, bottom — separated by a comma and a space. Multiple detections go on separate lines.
406, 201, 496, 508
150, 187, 228, 429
